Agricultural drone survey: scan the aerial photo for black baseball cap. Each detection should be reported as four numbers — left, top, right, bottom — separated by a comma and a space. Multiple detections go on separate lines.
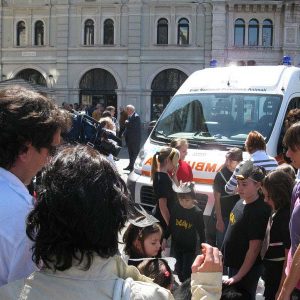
236, 160, 266, 182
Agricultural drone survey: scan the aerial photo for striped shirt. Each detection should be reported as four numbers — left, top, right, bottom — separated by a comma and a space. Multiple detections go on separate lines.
225, 150, 278, 195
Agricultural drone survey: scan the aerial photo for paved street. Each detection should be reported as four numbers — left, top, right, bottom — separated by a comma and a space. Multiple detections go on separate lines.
115, 146, 131, 182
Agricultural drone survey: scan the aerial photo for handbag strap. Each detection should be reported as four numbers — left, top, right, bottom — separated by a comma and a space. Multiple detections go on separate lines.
219, 171, 227, 184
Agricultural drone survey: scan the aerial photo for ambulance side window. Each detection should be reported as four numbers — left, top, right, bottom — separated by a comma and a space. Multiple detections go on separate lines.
277, 97, 300, 155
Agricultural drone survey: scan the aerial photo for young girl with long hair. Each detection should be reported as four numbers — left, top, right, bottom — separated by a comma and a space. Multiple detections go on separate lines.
170, 138, 193, 183
151, 147, 180, 237
213, 148, 243, 248
123, 217, 163, 267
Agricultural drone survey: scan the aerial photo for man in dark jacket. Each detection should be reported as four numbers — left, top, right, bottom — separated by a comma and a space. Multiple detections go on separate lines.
123, 105, 141, 171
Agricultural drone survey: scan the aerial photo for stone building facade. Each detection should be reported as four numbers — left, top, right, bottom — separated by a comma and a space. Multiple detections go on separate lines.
0, 0, 299, 121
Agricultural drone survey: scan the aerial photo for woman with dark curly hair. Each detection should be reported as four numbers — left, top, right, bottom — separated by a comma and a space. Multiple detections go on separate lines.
0, 145, 223, 300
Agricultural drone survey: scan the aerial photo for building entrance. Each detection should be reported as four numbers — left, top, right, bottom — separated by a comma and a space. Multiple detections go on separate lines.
79, 68, 117, 110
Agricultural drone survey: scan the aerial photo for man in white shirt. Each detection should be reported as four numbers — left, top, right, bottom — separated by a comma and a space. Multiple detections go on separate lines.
0, 86, 66, 286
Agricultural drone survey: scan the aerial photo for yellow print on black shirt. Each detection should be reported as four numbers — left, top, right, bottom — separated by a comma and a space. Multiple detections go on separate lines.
176, 218, 193, 230
230, 211, 236, 225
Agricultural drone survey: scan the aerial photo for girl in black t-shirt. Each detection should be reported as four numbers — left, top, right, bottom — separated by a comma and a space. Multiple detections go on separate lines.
151, 147, 180, 237
170, 182, 206, 282
213, 148, 243, 248
261, 170, 294, 300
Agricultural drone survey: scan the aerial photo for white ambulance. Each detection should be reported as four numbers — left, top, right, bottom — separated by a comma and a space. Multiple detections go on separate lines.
127, 64, 300, 241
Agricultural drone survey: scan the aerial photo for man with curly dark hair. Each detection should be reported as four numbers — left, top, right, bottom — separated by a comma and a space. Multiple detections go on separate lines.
0, 85, 67, 286
0, 145, 223, 299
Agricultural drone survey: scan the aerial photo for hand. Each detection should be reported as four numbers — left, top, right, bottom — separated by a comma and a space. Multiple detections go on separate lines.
191, 243, 223, 273
223, 275, 241, 285
216, 218, 225, 233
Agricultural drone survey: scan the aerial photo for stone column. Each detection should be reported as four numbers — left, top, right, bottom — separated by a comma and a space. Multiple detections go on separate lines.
203, 3, 213, 67
211, 0, 226, 66
54, 1, 70, 104
126, 1, 142, 117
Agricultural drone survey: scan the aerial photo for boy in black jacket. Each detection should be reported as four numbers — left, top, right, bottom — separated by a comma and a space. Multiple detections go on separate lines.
170, 182, 206, 282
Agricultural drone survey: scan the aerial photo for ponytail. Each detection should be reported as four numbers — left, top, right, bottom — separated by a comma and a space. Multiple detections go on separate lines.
151, 152, 159, 181
150, 147, 179, 181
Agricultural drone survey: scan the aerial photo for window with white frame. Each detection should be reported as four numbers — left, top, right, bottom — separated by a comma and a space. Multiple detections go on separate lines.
234, 18, 273, 47
16, 21, 26, 46
262, 19, 273, 47
177, 18, 189, 45
157, 18, 168, 44
248, 19, 259, 46
234, 18, 245, 46
103, 19, 114, 45
34, 20, 44, 46
84, 19, 94, 45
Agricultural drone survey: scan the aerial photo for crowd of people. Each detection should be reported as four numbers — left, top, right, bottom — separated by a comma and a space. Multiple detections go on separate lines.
147, 127, 300, 300
61, 101, 141, 170
1, 86, 300, 300
0, 87, 222, 300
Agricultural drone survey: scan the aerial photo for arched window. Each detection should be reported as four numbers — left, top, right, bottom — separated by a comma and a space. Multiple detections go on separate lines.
34, 20, 44, 46
103, 19, 114, 45
16, 21, 26, 46
234, 19, 245, 46
263, 19, 273, 47
79, 68, 118, 108
151, 69, 188, 120
157, 18, 168, 44
15, 68, 47, 86
84, 19, 94, 45
248, 19, 259, 46
177, 18, 189, 45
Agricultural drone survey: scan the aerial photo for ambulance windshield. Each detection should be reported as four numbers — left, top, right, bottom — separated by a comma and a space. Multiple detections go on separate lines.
152, 93, 281, 147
